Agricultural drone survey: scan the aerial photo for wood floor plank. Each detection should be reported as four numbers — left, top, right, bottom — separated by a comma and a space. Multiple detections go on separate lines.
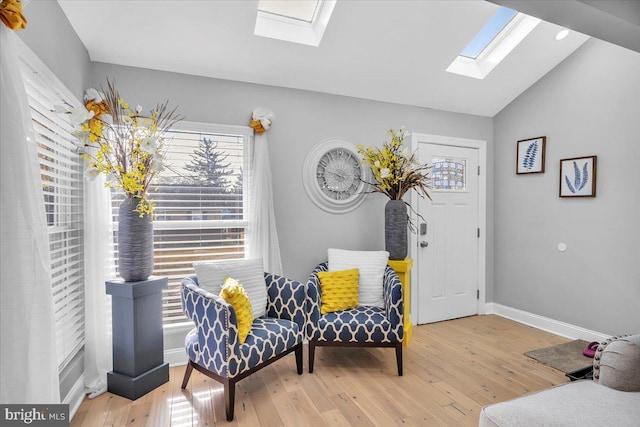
298, 369, 336, 414
168, 367, 197, 427
70, 315, 570, 426
288, 388, 330, 427
330, 392, 377, 427
242, 372, 283, 427
384, 381, 463, 426
433, 381, 483, 423
145, 369, 174, 427
334, 374, 399, 426
231, 378, 262, 426
354, 375, 410, 421
124, 391, 153, 426
71, 392, 111, 427
321, 408, 353, 426
187, 371, 217, 425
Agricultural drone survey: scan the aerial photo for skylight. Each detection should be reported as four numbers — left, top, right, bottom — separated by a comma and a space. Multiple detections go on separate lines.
254, 0, 336, 47
460, 7, 517, 59
258, 0, 320, 23
446, 7, 541, 80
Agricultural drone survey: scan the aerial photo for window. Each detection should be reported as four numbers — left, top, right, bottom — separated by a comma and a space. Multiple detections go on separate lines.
19, 47, 85, 371
432, 158, 466, 191
460, 7, 517, 59
111, 123, 251, 327
254, 0, 336, 46
258, 0, 320, 22
446, 7, 541, 79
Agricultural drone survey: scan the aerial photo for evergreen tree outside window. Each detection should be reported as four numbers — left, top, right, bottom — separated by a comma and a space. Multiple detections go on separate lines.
185, 137, 234, 189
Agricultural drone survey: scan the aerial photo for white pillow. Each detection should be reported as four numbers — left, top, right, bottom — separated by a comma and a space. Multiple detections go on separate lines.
193, 258, 267, 318
328, 249, 389, 308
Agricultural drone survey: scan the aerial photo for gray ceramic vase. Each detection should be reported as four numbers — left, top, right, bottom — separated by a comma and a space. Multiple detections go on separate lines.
118, 197, 154, 282
385, 199, 408, 260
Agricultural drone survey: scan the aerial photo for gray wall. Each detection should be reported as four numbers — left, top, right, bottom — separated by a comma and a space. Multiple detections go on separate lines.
19, 0, 90, 99
493, 38, 640, 336
90, 62, 493, 283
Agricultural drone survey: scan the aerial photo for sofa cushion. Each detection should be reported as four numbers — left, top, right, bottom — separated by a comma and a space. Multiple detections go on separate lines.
186, 317, 302, 378
328, 248, 389, 307
193, 258, 267, 318
318, 268, 359, 314
598, 334, 640, 392
315, 306, 396, 343
236, 317, 302, 375
479, 380, 640, 427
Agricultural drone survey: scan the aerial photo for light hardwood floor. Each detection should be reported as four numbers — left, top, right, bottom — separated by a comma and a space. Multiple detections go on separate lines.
71, 315, 571, 426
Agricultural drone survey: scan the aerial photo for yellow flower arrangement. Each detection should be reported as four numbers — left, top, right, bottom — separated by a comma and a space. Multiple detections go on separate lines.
357, 127, 432, 224
61, 80, 181, 217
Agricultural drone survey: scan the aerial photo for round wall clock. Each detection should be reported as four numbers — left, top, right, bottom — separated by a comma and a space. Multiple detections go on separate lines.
303, 138, 369, 213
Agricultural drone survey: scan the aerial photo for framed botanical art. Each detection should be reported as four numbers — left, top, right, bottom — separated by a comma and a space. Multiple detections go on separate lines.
516, 136, 546, 174
559, 155, 597, 198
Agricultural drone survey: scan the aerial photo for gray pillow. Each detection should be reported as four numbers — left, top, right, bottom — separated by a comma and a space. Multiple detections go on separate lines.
598, 334, 640, 392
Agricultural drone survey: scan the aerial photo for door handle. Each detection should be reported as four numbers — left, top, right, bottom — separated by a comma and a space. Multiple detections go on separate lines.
420, 241, 429, 248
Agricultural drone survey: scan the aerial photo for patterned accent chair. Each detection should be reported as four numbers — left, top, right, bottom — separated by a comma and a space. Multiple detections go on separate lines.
181, 272, 306, 421
306, 263, 404, 375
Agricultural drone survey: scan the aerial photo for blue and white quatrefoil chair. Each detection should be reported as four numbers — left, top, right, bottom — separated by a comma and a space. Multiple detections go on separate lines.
306, 249, 404, 376
181, 259, 306, 421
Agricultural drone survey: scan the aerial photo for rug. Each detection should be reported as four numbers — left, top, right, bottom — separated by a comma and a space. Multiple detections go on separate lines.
524, 339, 593, 373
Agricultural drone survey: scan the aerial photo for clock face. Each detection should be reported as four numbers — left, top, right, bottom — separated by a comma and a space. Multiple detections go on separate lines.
303, 138, 369, 213
316, 148, 362, 201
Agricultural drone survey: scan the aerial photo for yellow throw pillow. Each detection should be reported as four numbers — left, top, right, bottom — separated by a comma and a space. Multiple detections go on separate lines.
318, 268, 359, 314
219, 276, 253, 344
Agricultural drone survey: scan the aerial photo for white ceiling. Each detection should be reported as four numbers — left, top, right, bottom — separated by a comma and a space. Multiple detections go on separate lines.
57, 0, 590, 117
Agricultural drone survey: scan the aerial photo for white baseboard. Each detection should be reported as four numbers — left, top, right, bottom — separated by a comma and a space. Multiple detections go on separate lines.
63, 374, 85, 421
165, 348, 188, 367
486, 302, 609, 342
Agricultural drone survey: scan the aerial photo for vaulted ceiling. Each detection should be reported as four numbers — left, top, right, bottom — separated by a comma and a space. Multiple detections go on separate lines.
58, 0, 595, 117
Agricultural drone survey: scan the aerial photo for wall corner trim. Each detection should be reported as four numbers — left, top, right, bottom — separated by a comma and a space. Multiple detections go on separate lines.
485, 302, 610, 342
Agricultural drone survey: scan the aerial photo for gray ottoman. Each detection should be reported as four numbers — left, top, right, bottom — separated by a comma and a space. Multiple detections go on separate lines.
479, 334, 640, 427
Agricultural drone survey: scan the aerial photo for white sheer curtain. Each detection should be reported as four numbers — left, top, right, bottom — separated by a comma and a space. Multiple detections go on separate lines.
0, 25, 60, 404
248, 108, 283, 275
83, 153, 114, 399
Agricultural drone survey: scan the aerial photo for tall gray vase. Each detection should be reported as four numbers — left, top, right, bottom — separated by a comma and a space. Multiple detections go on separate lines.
118, 197, 154, 282
385, 199, 408, 260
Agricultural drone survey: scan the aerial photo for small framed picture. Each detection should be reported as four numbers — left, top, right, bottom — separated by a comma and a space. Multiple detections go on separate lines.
516, 136, 546, 174
559, 155, 597, 198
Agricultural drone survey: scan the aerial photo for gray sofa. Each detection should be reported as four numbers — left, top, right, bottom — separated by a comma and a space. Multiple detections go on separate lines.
479, 334, 640, 427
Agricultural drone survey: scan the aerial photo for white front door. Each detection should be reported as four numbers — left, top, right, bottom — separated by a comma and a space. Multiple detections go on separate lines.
416, 141, 480, 324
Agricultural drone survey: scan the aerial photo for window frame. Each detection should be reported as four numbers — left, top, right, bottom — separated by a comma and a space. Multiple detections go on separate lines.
254, 0, 337, 46
17, 39, 86, 372
111, 120, 253, 329
446, 11, 541, 80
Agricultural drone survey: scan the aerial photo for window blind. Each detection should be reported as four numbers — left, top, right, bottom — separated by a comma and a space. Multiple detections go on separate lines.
19, 51, 85, 371
112, 125, 250, 326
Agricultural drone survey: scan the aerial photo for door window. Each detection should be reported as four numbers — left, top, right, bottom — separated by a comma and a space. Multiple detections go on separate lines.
432, 157, 466, 191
